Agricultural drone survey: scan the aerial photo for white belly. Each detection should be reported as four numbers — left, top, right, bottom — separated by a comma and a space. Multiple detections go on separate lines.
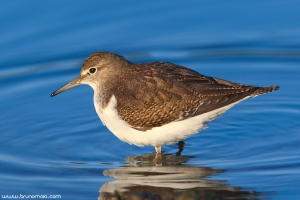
94, 95, 247, 147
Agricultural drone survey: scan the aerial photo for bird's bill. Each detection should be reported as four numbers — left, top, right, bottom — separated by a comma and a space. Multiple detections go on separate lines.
50, 76, 82, 97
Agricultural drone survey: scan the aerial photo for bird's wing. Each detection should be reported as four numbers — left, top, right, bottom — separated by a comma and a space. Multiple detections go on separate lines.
113, 62, 265, 130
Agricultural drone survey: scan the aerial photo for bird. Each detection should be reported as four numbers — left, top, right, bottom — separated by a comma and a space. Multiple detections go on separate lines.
51, 52, 279, 154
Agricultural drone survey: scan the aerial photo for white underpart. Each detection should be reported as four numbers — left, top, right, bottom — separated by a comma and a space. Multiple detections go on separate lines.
94, 95, 249, 147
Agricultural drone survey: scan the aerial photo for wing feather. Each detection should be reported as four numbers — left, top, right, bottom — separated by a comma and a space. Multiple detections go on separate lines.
112, 62, 268, 129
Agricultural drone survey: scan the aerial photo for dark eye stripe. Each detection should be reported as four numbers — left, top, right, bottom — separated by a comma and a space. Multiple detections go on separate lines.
89, 68, 96, 74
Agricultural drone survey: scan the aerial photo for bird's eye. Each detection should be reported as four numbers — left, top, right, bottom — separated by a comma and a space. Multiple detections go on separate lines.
89, 67, 96, 74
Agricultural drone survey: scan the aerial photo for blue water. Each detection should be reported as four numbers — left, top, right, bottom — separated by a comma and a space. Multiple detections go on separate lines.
1, 1, 300, 199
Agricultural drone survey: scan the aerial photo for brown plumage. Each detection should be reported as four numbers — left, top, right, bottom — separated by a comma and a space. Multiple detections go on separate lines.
81, 53, 279, 130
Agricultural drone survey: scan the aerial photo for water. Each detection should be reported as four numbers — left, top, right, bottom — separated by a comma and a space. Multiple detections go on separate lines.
1, 1, 299, 199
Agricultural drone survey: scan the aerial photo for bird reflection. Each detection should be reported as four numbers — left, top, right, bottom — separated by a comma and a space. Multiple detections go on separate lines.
99, 153, 263, 200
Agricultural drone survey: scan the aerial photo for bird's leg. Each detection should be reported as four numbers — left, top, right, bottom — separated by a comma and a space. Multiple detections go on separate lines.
154, 145, 163, 166
155, 145, 162, 154
176, 141, 185, 156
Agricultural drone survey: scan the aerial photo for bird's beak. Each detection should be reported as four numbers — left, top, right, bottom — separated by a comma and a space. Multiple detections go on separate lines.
50, 76, 82, 97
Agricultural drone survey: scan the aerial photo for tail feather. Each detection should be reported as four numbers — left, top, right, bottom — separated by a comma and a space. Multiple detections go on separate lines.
251, 86, 280, 97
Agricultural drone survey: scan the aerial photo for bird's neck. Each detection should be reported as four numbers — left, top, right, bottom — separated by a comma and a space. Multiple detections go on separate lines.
92, 82, 114, 111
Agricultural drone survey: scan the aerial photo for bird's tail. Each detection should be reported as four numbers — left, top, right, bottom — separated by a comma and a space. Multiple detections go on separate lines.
251, 86, 280, 97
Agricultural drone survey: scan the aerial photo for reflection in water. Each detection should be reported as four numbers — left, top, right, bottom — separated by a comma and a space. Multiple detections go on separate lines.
99, 154, 262, 200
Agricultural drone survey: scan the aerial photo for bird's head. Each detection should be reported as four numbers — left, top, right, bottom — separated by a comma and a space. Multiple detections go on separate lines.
50, 52, 129, 97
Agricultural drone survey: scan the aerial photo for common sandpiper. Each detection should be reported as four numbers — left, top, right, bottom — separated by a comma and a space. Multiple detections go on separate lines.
51, 52, 279, 154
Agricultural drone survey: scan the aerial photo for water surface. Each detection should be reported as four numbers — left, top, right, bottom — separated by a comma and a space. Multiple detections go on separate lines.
1, 1, 300, 199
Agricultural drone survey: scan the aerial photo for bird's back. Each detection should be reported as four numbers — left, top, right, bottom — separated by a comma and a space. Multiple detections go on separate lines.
109, 62, 279, 130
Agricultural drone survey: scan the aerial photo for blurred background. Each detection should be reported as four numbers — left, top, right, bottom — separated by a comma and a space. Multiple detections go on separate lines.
1, 1, 299, 199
